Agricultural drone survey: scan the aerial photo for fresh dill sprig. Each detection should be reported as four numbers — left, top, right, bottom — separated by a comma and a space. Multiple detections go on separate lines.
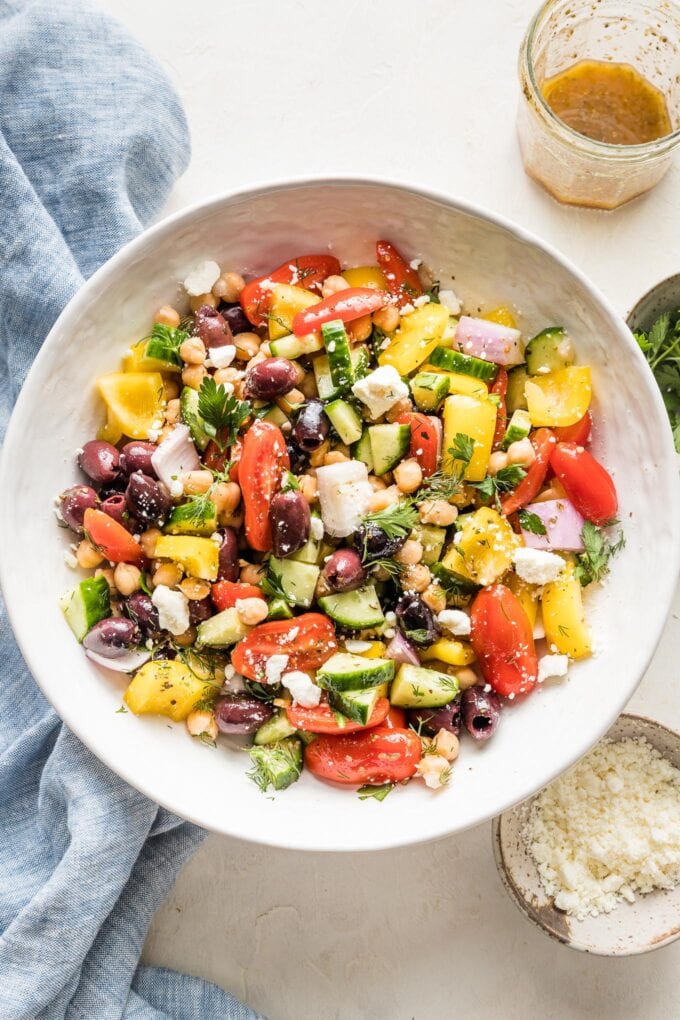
260, 562, 287, 602
362, 502, 420, 543
247, 740, 302, 793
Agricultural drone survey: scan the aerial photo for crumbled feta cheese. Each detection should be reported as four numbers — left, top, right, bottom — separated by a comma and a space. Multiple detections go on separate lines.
146, 428, 161, 442
513, 547, 565, 585
400, 302, 415, 315
152, 585, 190, 636
310, 516, 324, 541
210, 531, 223, 545
183, 260, 220, 297
351, 365, 409, 420
413, 294, 430, 308
169, 478, 184, 499
409, 258, 423, 270
384, 611, 396, 625
537, 653, 569, 684
438, 289, 461, 315
437, 609, 471, 637
264, 654, 289, 685
209, 344, 237, 369
384, 628, 396, 639
281, 670, 321, 707
63, 550, 78, 569
344, 640, 373, 653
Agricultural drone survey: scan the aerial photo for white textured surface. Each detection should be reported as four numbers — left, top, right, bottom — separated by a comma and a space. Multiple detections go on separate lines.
95, 0, 680, 1016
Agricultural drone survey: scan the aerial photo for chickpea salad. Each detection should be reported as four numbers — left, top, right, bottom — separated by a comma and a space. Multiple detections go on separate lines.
57, 242, 624, 798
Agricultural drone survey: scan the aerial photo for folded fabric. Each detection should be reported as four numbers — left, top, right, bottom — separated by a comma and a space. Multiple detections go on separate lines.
0, 2, 261, 1017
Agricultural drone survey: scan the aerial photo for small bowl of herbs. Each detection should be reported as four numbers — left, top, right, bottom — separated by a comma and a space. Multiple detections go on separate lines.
628, 276, 680, 454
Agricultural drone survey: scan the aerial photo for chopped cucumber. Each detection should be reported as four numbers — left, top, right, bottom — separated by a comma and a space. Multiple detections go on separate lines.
506, 366, 529, 413
269, 333, 324, 359
145, 331, 182, 369
165, 499, 217, 536
318, 584, 385, 629
313, 347, 369, 400
261, 404, 289, 428
196, 607, 249, 647
431, 562, 481, 596
413, 524, 447, 565
430, 346, 497, 381
410, 371, 450, 411
525, 327, 574, 376
270, 557, 320, 608
329, 686, 382, 725
325, 398, 363, 445
322, 319, 353, 394
316, 652, 395, 692
254, 709, 297, 746
60, 575, 111, 642
352, 429, 374, 472
390, 663, 459, 708
290, 512, 322, 565
368, 423, 411, 475
266, 598, 294, 621
180, 387, 211, 451
500, 408, 532, 450
247, 737, 303, 791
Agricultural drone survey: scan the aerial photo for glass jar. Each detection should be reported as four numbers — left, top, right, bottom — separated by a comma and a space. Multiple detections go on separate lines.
518, 0, 680, 209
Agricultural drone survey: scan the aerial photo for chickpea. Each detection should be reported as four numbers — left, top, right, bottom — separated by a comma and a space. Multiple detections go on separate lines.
240, 563, 265, 585
113, 563, 142, 597
348, 314, 372, 342
174, 625, 198, 647
165, 398, 181, 424
140, 528, 161, 558
183, 470, 214, 495
386, 397, 414, 423
433, 728, 460, 762
456, 667, 479, 691
400, 563, 431, 593
179, 336, 207, 365
298, 474, 318, 504
221, 509, 244, 529
422, 583, 447, 614
418, 499, 458, 526
76, 540, 104, 569
487, 451, 509, 476
94, 567, 116, 591
182, 364, 207, 390
309, 440, 331, 468
163, 378, 180, 401
315, 572, 333, 600
372, 304, 400, 332
276, 388, 305, 416
213, 271, 245, 303
533, 481, 567, 503
212, 366, 241, 386
299, 372, 318, 399
367, 485, 400, 513
233, 332, 261, 360
506, 437, 536, 468
186, 709, 218, 741
395, 539, 423, 566
154, 305, 181, 329
394, 458, 423, 494
180, 577, 211, 600
212, 481, 241, 515
189, 292, 217, 312
323, 450, 349, 466
321, 275, 349, 299
417, 754, 450, 789
235, 597, 269, 626
152, 562, 183, 588
368, 475, 387, 492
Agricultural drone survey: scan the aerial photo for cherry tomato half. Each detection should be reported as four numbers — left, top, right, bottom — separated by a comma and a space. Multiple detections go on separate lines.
239, 254, 341, 327
375, 240, 424, 309
382, 706, 408, 730
396, 412, 440, 477
554, 411, 592, 446
287, 697, 390, 735
470, 583, 538, 697
231, 613, 338, 681
305, 726, 422, 784
238, 419, 290, 552
292, 287, 388, 337
550, 442, 618, 526
211, 581, 264, 612
83, 508, 144, 565
500, 428, 556, 517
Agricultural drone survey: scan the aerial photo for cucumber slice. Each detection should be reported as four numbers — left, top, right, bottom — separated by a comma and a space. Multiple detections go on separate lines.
506, 366, 529, 413
352, 429, 374, 472
290, 513, 322, 565
261, 404, 289, 427
431, 562, 481, 597
413, 525, 447, 566
430, 346, 497, 381
270, 557, 320, 608
390, 663, 459, 708
322, 319, 353, 393
180, 387, 211, 451
196, 607, 249, 647
254, 709, 297, 745
525, 327, 574, 376
410, 371, 450, 411
269, 333, 324, 359
60, 575, 111, 642
316, 652, 395, 692
368, 423, 411, 475
318, 584, 385, 629
313, 347, 369, 400
266, 598, 294, 621
325, 399, 363, 445
145, 330, 182, 369
500, 408, 532, 450
165, 499, 217, 536
247, 737, 302, 791
328, 686, 382, 725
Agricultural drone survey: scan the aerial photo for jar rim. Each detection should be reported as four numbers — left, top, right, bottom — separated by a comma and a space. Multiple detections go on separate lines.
521, 0, 680, 160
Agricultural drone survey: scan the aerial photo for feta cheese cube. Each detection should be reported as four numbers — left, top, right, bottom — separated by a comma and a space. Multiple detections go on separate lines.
438, 289, 461, 315
437, 609, 471, 637
513, 547, 565, 585
183, 260, 221, 297
281, 670, 321, 707
537, 653, 569, 684
152, 585, 190, 636
209, 344, 237, 369
351, 365, 409, 420
264, 654, 289, 685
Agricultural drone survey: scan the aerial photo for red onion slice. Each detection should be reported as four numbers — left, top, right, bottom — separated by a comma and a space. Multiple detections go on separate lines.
85, 648, 152, 673
454, 315, 524, 367
521, 499, 585, 552
385, 631, 421, 666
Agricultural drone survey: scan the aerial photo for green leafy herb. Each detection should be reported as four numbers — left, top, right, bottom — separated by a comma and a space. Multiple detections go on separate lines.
281, 470, 300, 492
634, 311, 680, 452
245, 679, 279, 703
181, 489, 217, 528
139, 572, 152, 596
518, 509, 548, 535
144, 323, 188, 366
404, 628, 430, 644
418, 470, 465, 504
247, 741, 302, 793
261, 563, 288, 602
361, 501, 419, 546
426, 282, 441, 304
472, 465, 526, 508
197, 376, 251, 450
358, 783, 394, 802
115, 705, 127, 714
368, 557, 402, 578
573, 520, 625, 587
448, 432, 475, 466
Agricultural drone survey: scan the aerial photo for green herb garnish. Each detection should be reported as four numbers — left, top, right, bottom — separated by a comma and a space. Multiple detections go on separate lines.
197, 376, 251, 450
358, 783, 394, 802
573, 520, 625, 587
471, 465, 526, 508
635, 311, 680, 452
518, 509, 548, 535
261, 562, 288, 602
247, 741, 302, 793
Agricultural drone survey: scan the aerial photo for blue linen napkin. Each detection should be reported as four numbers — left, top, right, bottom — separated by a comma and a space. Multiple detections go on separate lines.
0, 2, 261, 1017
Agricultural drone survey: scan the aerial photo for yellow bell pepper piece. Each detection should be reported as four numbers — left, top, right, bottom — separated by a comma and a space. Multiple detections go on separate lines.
268, 283, 320, 340
342, 266, 388, 290
154, 536, 219, 581
484, 306, 517, 328
542, 565, 591, 659
421, 366, 488, 398
351, 640, 387, 659
97, 413, 124, 445
442, 507, 519, 587
442, 393, 496, 481
378, 303, 449, 376
421, 639, 476, 666
505, 573, 538, 628
525, 365, 592, 427
96, 372, 164, 441
122, 340, 181, 374
124, 659, 215, 721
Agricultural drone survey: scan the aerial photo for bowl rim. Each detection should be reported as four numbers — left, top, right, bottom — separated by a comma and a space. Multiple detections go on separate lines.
492, 712, 680, 955
2, 174, 679, 851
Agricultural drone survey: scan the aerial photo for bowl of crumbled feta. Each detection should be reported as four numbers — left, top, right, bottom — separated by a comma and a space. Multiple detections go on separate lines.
494, 713, 680, 954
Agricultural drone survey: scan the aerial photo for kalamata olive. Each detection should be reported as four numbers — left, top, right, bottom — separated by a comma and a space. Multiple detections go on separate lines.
125, 472, 171, 525
270, 490, 311, 558
194, 304, 234, 349
152, 644, 177, 660
83, 617, 141, 658
409, 699, 461, 736
59, 485, 99, 533
395, 593, 441, 646
217, 527, 240, 581
244, 358, 298, 400
291, 400, 330, 451
119, 441, 158, 477
354, 521, 406, 562
285, 439, 309, 475
220, 302, 251, 336
100, 493, 135, 532
188, 597, 213, 624
125, 593, 160, 638
461, 686, 501, 741
78, 440, 120, 486
213, 693, 273, 734
322, 548, 366, 592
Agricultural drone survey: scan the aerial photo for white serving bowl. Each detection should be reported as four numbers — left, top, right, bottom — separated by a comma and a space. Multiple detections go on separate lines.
1, 178, 678, 852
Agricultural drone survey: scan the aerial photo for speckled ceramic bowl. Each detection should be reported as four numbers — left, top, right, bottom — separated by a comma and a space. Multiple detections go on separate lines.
1, 177, 679, 851
494, 713, 680, 955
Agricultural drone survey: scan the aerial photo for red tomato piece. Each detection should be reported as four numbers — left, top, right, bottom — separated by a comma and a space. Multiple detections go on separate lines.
231, 613, 338, 681
239, 419, 290, 552
292, 287, 388, 337
239, 254, 341, 327
470, 583, 538, 698
382, 706, 408, 730
550, 442, 618, 526
491, 368, 508, 450
396, 412, 440, 477
203, 435, 241, 481
287, 698, 390, 735
83, 508, 144, 565
375, 240, 424, 309
554, 412, 593, 447
500, 428, 556, 517
305, 726, 422, 784
211, 581, 264, 611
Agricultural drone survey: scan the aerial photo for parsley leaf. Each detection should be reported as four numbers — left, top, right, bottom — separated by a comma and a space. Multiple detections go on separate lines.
281, 470, 300, 492
635, 312, 680, 453
260, 562, 287, 602
573, 520, 625, 587
518, 509, 548, 535
197, 376, 251, 450
358, 783, 394, 802
472, 465, 526, 508
361, 502, 419, 544
448, 432, 475, 466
